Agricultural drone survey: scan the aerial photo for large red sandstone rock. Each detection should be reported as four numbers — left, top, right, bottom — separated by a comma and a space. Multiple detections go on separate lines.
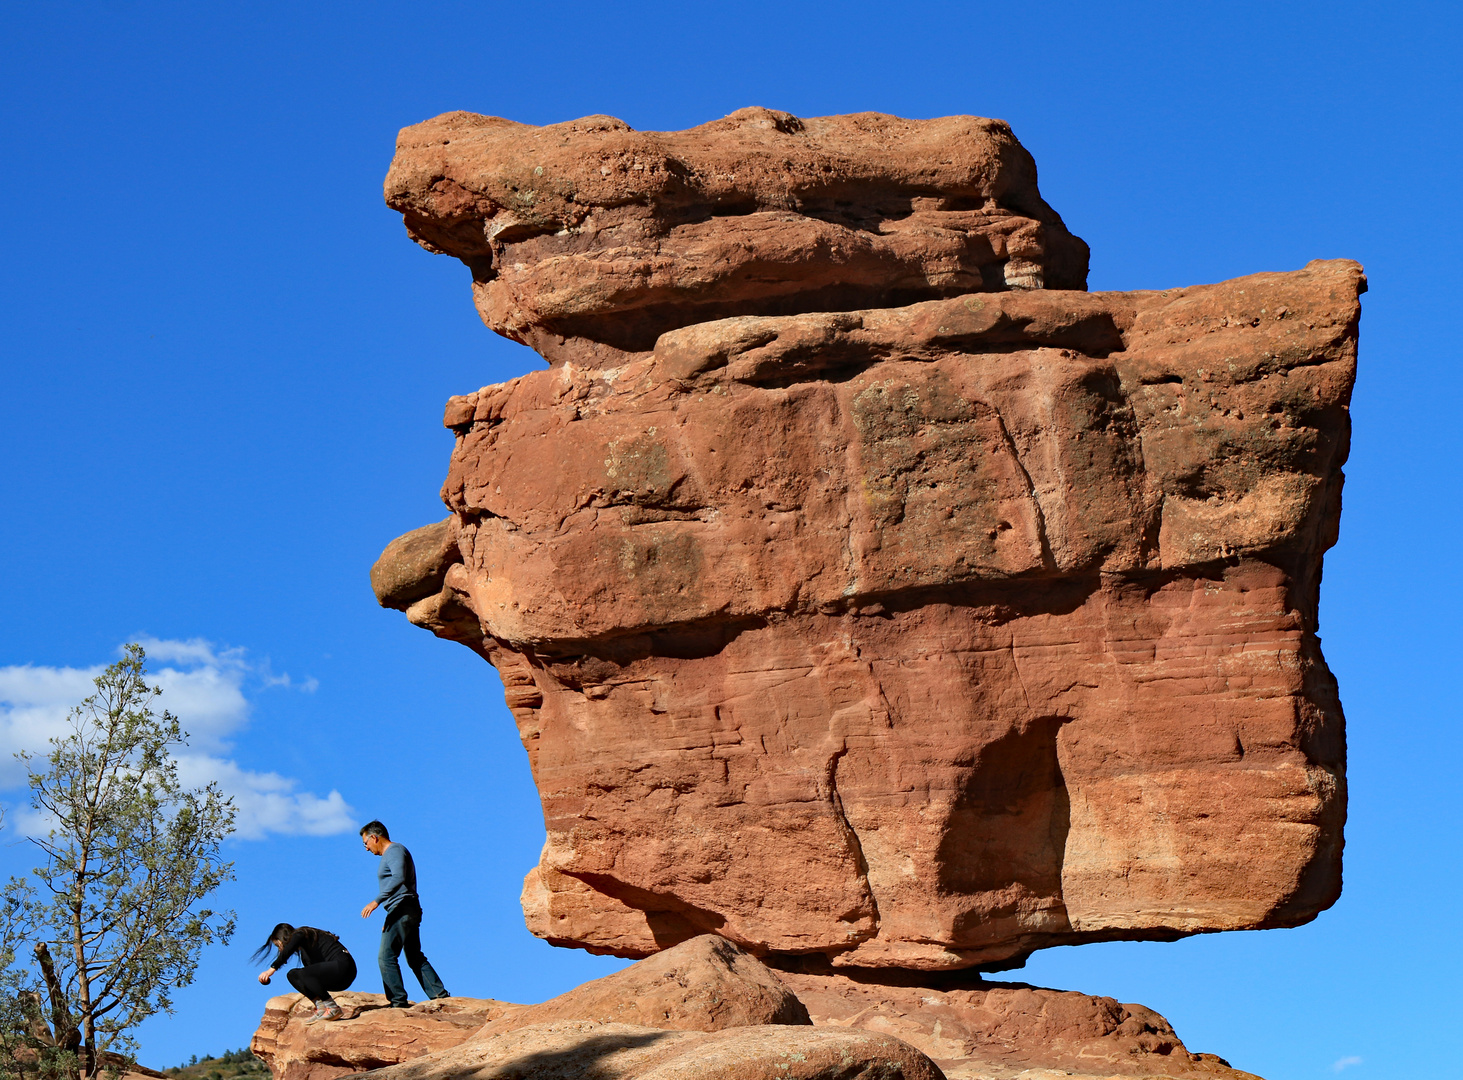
384, 108, 1088, 365
376, 254, 1359, 969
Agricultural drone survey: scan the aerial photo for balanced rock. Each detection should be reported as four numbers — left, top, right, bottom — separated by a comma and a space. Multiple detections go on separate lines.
376, 108, 1359, 973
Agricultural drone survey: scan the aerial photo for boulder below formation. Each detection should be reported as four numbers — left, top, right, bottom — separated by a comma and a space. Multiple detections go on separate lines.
250, 994, 510, 1080
475, 933, 809, 1035
250, 936, 803, 1080
777, 968, 1255, 1080
355, 1022, 943, 1080
251, 937, 1259, 1080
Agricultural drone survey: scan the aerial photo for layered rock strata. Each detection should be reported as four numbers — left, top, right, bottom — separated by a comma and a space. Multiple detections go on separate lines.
376, 108, 1359, 974
384, 107, 1088, 365
252, 995, 510, 1080
359, 1022, 944, 1080
778, 969, 1254, 1080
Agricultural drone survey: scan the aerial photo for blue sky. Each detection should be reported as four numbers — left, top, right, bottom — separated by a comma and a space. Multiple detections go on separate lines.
1, 2, 1459, 1077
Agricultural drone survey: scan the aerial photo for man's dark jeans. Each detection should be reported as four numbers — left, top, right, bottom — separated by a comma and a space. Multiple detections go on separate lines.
378, 899, 448, 1006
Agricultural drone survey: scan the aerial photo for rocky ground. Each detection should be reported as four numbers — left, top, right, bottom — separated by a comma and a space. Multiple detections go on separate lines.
251, 936, 1259, 1080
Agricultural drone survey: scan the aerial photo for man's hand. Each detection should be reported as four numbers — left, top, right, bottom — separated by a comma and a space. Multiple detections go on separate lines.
258, 968, 274, 985
361, 900, 378, 919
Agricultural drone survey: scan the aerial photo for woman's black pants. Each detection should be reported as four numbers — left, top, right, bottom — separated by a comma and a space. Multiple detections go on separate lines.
286, 953, 357, 1002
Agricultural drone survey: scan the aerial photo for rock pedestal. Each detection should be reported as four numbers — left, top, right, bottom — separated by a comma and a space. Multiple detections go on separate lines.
251, 937, 1260, 1080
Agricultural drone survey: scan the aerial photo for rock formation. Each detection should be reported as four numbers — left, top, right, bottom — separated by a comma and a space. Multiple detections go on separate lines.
253, 937, 1259, 1080
474, 934, 809, 1035
251, 938, 875, 1080
375, 106, 1359, 975
778, 968, 1254, 1080
362, 1022, 945, 1080
352, 104, 1360, 1080
252, 995, 510, 1080
383, 107, 1089, 367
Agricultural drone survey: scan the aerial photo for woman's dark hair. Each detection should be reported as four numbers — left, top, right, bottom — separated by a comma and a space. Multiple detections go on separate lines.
250, 923, 300, 966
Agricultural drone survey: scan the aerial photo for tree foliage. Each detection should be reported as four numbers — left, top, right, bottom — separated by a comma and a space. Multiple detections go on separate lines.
1, 645, 236, 1074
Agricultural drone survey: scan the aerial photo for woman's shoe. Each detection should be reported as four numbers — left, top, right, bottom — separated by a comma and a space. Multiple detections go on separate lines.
319, 1001, 344, 1022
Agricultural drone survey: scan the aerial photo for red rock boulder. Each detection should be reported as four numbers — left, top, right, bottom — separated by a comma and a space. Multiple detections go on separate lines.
374, 108, 1359, 974
250, 994, 508, 1080
355, 1022, 945, 1080
778, 968, 1259, 1079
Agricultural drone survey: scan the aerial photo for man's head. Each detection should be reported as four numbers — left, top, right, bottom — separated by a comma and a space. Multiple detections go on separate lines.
360, 820, 391, 855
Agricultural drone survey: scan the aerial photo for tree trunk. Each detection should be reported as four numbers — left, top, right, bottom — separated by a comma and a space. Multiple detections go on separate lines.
34, 942, 80, 1053
71, 893, 94, 1079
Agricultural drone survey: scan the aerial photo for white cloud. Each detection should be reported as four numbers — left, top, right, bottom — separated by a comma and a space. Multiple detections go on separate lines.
1332, 1057, 1363, 1073
0, 640, 354, 839
173, 755, 351, 841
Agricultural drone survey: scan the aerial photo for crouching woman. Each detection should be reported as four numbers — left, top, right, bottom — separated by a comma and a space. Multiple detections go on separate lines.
254, 923, 356, 1022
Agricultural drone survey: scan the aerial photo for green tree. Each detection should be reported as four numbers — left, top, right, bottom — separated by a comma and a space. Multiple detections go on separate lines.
0, 821, 78, 1080
2, 644, 236, 1074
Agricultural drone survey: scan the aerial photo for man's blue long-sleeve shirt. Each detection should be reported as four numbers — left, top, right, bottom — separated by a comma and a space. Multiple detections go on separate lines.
375, 842, 418, 912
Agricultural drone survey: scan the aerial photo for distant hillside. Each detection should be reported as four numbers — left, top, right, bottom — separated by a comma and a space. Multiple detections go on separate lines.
163, 1048, 268, 1080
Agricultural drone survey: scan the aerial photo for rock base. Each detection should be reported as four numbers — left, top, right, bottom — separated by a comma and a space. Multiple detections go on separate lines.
251, 937, 1262, 1080
777, 968, 1255, 1080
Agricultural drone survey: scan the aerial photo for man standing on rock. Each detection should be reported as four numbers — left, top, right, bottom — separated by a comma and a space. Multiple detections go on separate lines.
359, 820, 451, 1006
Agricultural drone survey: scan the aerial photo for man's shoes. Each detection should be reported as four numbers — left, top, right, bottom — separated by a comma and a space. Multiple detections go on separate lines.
433, 992, 451, 1000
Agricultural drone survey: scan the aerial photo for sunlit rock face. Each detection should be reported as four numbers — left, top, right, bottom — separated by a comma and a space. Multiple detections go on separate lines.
375, 106, 1359, 973
382, 106, 1090, 366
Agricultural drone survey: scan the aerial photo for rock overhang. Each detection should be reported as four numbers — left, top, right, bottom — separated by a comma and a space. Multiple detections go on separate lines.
385, 107, 1090, 364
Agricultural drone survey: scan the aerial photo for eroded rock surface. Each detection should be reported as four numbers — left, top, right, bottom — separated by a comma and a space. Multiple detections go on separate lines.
252, 937, 807, 1080
385, 108, 1088, 365
376, 107, 1358, 974
477, 934, 809, 1035
251, 942, 1259, 1080
378, 260, 1359, 970
357, 1022, 944, 1080
251, 994, 509, 1080
777, 969, 1258, 1080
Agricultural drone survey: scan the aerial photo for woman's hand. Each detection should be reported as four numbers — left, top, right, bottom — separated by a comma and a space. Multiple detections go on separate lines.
258, 968, 275, 985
